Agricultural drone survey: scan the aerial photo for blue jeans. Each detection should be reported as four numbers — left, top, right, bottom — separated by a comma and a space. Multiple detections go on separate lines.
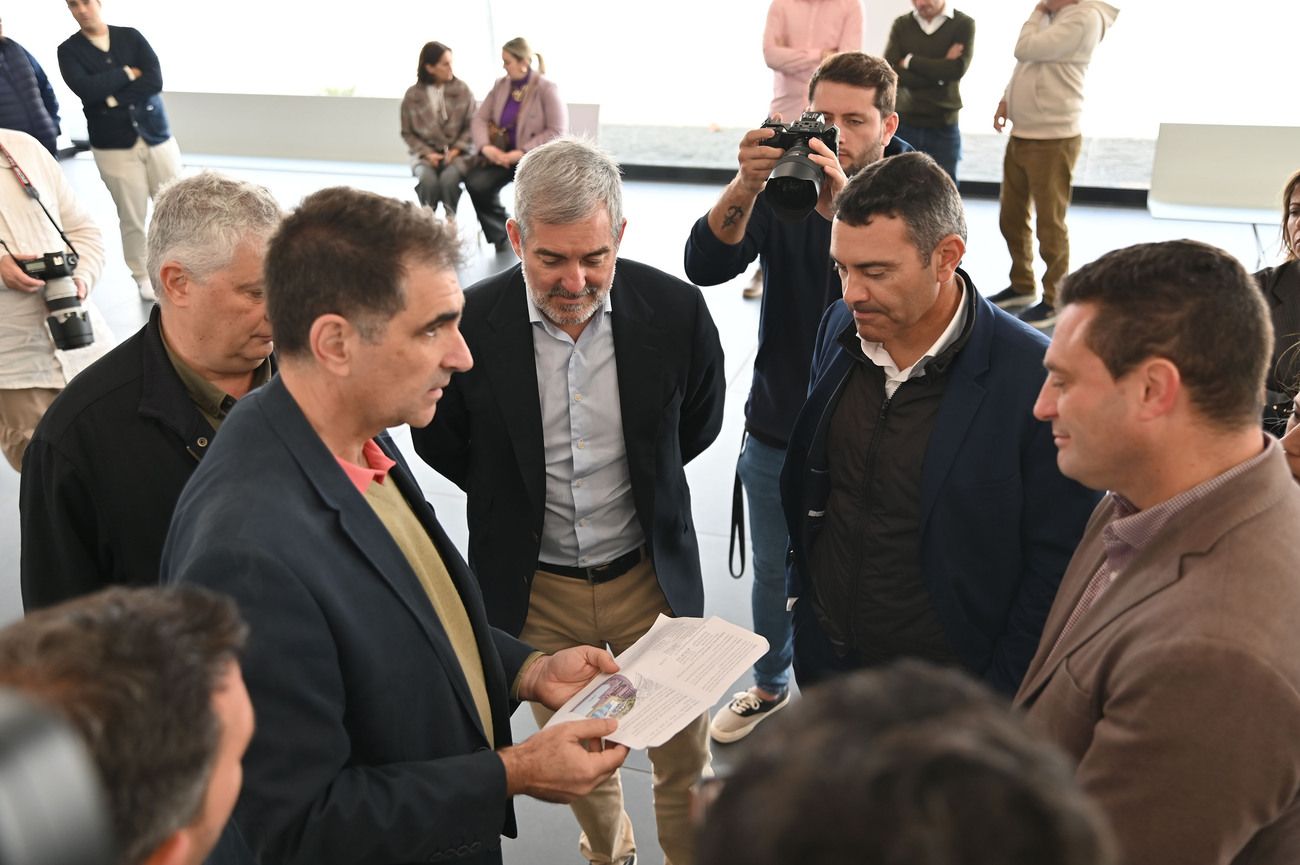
737, 436, 794, 694
894, 121, 962, 182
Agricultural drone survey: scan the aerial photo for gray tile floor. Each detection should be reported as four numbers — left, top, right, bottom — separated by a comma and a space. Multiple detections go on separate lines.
0, 152, 1271, 865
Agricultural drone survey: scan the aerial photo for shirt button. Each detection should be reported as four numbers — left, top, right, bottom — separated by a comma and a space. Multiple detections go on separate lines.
197, 437, 209, 447
579, 519, 588, 528
575, 479, 584, 488
577, 439, 586, 449
574, 393, 583, 402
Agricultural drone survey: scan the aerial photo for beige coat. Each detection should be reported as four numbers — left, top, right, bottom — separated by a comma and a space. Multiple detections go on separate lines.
1015, 441, 1300, 865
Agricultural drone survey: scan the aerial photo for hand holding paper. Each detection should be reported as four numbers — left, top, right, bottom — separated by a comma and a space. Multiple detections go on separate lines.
520, 645, 621, 710
544, 616, 769, 749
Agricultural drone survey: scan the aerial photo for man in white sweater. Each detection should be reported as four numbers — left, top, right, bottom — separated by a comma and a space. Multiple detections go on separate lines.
0, 128, 105, 471
988, 0, 1119, 330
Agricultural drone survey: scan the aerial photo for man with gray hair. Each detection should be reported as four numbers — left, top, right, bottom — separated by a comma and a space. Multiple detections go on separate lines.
21, 170, 281, 609
414, 136, 726, 865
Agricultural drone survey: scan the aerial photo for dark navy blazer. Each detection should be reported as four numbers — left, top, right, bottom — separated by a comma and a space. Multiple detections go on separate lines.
163, 377, 531, 865
781, 284, 1101, 694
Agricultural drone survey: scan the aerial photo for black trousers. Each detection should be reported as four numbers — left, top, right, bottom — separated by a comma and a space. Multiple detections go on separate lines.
464, 162, 516, 245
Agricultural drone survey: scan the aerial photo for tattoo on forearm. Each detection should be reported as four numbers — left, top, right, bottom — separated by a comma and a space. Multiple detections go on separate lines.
722, 206, 744, 229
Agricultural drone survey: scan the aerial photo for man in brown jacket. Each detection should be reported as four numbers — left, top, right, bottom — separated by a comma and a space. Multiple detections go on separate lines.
1015, 239, 1300, 864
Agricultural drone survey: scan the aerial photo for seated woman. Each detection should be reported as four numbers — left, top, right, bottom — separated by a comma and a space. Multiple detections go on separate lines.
1256, 169, 1300, 434
400, 41, 475, 220
465, 37, 567, 252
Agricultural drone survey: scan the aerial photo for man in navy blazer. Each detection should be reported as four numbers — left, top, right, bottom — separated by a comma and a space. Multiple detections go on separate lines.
781, 152, 1098, 695
162, 187, 628, 865
414, 139, 724, 865
58, 0, 180, 300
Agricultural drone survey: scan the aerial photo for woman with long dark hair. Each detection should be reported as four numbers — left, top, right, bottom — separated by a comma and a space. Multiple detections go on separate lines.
400, 41, 475, 220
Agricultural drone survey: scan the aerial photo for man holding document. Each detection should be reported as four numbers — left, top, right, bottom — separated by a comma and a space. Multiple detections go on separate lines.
163, 187, 627, 865
414, 137, 726, 865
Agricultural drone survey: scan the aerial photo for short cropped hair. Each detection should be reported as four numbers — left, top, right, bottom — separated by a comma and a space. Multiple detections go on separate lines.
1060, 240, 1273, 430
834, 151, 967, 261
697, 661, 1115, 865
146, 170, 282, 290
808, 52, 898, 117
0, 587, 248, 865
514, 138, 623, 245
265, 186, 461, 356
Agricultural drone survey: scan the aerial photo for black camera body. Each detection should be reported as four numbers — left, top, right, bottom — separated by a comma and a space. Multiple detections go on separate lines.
17, 250, 94, 351
17, 250, 78, 281
761, 112, 840, 222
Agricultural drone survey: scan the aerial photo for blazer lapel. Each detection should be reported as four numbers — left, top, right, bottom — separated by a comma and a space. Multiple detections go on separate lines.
480, 272, 547, 525
611, 274, 666, 518
260, 380, 491, 742
1018, 450, 1288, 702
920, 291, 991, 529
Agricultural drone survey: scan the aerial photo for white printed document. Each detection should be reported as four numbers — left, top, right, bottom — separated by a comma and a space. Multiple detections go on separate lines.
545, 615, 768, 749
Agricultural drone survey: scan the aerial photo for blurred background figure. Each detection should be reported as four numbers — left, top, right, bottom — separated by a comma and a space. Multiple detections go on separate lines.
0, 127, 105, 474
989, 0, 1119, 330
696, 660, 1115, 865
57, 0, 182, 302
748, 0, 863, 300
1255, 168, 1300, 435
401, 41, 475, 222
763, 0, 863, 122
884, 0, 975, 181
0, 15, 61, 155
465, 36, 566, 254
0, 586, 253, 865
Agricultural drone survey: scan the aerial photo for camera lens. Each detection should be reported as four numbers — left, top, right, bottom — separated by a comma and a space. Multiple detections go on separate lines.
767, 142, 823, 222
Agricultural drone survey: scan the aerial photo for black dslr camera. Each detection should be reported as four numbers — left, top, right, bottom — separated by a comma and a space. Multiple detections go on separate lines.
17, 250, 94, 351
761, 112, 839, 222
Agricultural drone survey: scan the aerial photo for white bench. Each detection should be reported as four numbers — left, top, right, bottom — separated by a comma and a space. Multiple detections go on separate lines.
163, 91, 600, 166
1148, 123, 1300, 264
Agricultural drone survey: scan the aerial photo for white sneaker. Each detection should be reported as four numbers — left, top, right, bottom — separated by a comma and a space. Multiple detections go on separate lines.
709, 687, 790, 743
136, 277, 156, 302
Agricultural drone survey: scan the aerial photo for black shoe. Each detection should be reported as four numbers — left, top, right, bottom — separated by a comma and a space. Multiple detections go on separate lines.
1019, 301, 1058, 330
988, 286, 1036, 310
493, 238, 514, 256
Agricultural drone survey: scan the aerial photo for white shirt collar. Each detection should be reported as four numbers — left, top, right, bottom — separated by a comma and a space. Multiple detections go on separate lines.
857, 276, 967, 398
913, 5, 954, 35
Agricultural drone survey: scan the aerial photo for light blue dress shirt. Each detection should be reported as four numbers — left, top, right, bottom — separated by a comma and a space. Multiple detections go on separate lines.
525, 285, 645, 567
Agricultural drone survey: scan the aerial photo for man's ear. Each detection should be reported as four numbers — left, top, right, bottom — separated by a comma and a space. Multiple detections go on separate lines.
1132, 357, 1182, 421
882, 111, 900, 145
505, 219, 524, 258
158, 261, 189, 306
308, 314, 357, 377
932, 234, 966, 284
141, 829, 192, 865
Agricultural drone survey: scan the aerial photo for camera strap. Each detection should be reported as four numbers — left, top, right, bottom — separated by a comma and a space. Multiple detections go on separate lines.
0, 139, 80, 258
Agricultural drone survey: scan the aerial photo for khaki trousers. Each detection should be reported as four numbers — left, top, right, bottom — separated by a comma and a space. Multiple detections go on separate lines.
0, 387, 59, 471
92, 137, 182, 282
998, 134, 1082, 306
521, 559, 710, 865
